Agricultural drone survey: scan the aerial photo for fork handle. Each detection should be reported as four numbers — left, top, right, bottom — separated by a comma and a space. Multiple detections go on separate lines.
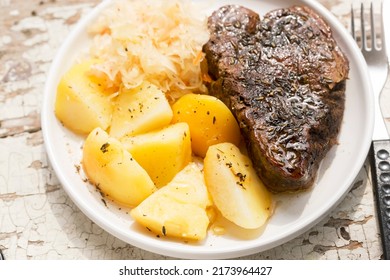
369, 139, 390, 260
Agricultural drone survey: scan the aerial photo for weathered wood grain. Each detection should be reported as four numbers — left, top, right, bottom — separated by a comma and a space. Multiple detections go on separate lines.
0, 0, 388, 259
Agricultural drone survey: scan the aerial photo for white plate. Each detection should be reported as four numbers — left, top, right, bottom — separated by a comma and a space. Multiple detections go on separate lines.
41, 0, 373, 259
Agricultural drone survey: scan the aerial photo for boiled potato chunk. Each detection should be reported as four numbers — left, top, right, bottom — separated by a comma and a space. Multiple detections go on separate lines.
121, 122, 192, 188
83, 127, 157, 207
55, 60, 113, 134
204, 143, 272, 229
171, 94, 241, 157
110, 82, 173, 138
131, 163, 212, 241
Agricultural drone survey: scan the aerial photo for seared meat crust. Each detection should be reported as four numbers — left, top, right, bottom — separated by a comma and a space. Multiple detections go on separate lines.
203, 5, 349, 192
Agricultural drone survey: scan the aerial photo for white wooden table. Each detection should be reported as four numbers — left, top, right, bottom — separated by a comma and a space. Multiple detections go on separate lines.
1, 0, 389, 259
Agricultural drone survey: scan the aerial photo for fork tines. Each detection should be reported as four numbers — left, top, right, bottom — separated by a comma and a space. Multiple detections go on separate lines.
351, 1, 386, 52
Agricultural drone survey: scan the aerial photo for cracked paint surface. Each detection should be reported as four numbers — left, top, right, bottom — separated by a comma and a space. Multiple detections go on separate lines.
0, 0, 388, 259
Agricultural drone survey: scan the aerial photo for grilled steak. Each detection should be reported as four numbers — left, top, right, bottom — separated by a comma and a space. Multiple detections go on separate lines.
203, 5, 349, 193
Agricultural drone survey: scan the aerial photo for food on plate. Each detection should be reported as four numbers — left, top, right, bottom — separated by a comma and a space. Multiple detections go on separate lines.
121, 122, 192, 188
87, 0, 209, 100
53, 0, 350, 244
204, 143, 272, 229
203, 5, 349, 193
55, 59, 114, 134
82, 127, 157, 207
131, 162, 213, 241
171, 94, 241, 157
110, 82, 173, 138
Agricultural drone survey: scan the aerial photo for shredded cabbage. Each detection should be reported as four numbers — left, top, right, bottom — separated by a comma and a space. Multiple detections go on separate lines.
88, 0, 210, 100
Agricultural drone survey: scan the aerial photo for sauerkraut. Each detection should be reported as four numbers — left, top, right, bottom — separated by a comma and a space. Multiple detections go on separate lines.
87, 0, 210, 100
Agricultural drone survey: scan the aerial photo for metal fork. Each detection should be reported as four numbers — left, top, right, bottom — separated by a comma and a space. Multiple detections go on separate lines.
351, 2, 388, 140
351, 1, 390, 260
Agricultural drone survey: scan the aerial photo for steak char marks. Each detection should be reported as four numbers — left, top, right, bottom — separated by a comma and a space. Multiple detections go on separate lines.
203, 5, 349, 193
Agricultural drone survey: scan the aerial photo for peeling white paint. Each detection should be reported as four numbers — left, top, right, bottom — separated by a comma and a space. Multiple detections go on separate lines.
0, 0, 388, 260
11, 16, 47, 32
0, 35, 12, 47
9, 9, 20, 16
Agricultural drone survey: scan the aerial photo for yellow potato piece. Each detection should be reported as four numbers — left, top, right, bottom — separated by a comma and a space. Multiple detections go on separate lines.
121, 122, 192, 188
171, 94, 241, 157
204, 143, 272, 229
82, 127, 157, 207
55, 60, 113, 134
131, 162, 212, 241
110, 82, 173, 138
